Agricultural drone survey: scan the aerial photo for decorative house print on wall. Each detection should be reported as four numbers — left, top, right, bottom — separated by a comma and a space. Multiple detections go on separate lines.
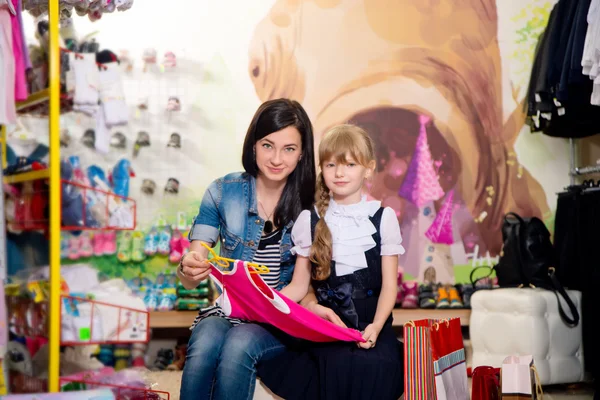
420, 190, 457, 284
398, 115, 444, 279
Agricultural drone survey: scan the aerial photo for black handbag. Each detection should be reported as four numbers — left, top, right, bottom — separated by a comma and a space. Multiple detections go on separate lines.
478, 212, 580, 326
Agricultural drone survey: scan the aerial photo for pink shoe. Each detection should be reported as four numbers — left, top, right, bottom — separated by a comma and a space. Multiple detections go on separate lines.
401, 282, 419, 309
68, 236, 81, 260
79, 231, 93, 258
396, 272, 403, 305
180, 235, 190, 255
103, 231, 117, 255
93, 232, 105, 256
169, 229, 183, 264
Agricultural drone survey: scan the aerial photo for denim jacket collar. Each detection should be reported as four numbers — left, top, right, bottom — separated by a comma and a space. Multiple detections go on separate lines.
247, 173, 259, 215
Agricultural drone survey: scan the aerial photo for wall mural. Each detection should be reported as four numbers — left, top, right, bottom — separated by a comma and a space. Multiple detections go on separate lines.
246, 0, 557, 282
15, 0, 561, 284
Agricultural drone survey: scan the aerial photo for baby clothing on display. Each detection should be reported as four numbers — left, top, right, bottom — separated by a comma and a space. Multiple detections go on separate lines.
209, 260, 365, 343
99, 62, 128, 127
10, 0, 28, 101
71, 52, 100, 111
0, 2, 17, 124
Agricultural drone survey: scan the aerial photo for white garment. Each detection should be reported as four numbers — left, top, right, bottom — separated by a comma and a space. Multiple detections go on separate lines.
72, 52, 100, 106
291, 196, 405, 276
581, 0, 600, 104
99, 62, 128, 127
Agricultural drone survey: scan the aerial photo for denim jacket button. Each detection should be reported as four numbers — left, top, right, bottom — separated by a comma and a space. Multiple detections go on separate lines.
248, 240, 255, 247
255, 219, 261, 225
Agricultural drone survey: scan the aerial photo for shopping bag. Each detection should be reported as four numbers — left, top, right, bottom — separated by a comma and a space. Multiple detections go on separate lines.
404, 318, 469, 400
500, 355, 543, 399
472, 366, 500, 400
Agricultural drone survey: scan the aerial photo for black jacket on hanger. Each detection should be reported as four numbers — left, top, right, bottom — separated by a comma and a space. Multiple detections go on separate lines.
526, 0, 600, 138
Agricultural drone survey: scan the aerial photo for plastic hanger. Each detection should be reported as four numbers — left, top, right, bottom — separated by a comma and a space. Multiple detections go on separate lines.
200, 242, 270, 274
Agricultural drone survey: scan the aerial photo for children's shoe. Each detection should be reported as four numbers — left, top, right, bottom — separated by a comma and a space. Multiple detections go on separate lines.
181, 235, 190, 255
79, 231, 94, 258
117, 232, 133, 263
448, 286, 464, 308
131, 231, 146, 262
436, 286, 450, 309
103, 231, 117, 255
144, 227, 159, 255
462, 286, 475, 308
166, 344, 187, 371
169, 229, 183, 263
61, 233, 70, 259
401, 282, 419, 309
163, 51, 176, 68
68, 235, 81, 260
157, 226, 171, 255
419, 284, 436, 309
153, 348, 174, 371
93, 232, 105, 256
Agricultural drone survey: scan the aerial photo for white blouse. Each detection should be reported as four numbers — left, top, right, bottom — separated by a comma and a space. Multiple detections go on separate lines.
291, 196, 405, 276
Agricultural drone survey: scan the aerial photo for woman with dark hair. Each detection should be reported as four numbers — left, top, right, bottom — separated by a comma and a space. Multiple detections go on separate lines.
178, 98, 343, 400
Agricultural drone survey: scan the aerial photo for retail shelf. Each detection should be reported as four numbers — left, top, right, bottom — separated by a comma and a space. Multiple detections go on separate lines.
150, 310, 198, 328
149, 308, 472, 329
3, 169, 50, 184
16, 89, 50, 111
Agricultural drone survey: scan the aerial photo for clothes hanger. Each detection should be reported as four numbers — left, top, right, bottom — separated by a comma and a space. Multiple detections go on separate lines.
200, 242, 270, 275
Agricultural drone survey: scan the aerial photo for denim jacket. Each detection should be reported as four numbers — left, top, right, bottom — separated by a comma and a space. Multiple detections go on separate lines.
188, 172, 295, 290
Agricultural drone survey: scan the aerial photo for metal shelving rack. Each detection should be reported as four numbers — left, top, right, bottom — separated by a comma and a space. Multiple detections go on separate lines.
0, 1, 62, 393
569, 138, 600, 184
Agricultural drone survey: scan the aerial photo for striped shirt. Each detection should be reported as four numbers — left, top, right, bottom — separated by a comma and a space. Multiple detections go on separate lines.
190, 230, 283, 329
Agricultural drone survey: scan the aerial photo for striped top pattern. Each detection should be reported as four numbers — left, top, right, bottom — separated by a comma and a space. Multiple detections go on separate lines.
190, 229, 283, 329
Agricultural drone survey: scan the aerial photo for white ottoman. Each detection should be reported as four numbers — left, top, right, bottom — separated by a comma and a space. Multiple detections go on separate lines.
469, 288, 584, 385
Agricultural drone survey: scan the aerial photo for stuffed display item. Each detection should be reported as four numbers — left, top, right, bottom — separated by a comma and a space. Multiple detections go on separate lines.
209, 260, 365, 343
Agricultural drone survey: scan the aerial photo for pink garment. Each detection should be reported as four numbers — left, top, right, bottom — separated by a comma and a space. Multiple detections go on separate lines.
10, 0, 27, 101
0, 7, 17, 123
16, 0, 31, 69
210, 260, 366, 343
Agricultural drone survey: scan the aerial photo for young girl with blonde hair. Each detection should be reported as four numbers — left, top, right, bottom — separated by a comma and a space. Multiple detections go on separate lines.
262, 124, 405, 400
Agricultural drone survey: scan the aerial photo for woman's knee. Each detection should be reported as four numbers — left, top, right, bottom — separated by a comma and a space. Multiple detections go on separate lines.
220, 324, 284, 364
186, 317, 232, 361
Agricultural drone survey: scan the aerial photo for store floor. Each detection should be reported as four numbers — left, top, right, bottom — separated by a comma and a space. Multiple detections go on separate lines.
146, 370, 595, 400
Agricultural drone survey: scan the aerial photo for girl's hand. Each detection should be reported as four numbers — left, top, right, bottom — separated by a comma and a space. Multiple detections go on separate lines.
306, 302, 347, 328
358, 323, 381, 349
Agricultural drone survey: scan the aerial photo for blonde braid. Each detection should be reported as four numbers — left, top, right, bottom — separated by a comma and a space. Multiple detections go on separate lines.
310, 172, 333, 280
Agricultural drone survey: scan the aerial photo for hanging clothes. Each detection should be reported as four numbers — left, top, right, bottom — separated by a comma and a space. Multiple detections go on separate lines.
10, 0, 28, 101
554, 183, 600, 381
581, 0, 600, 104
526, 0, 600, 138
0, 2, 17, 124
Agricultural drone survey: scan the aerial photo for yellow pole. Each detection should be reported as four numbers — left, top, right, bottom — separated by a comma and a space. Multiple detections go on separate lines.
47, 0, 61, 392
0, 125, 6, 169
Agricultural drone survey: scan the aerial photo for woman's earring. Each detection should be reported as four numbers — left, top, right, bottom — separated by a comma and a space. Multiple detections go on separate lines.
299, 154, 303, 161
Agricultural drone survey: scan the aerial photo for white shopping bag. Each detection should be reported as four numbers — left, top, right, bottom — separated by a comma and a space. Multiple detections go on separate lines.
500, 355, 543, 399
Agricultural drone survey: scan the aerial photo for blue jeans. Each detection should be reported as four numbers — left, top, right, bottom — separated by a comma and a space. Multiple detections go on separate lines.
180, 316, 287, 400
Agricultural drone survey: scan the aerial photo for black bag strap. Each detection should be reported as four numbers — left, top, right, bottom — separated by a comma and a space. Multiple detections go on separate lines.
547, 267, 580, 327
470, 266, 494, 287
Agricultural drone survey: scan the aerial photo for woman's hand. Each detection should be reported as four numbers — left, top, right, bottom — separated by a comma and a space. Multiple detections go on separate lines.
306, 302, 347, 328
358, 323, 382, 350
178, 251, 212, 288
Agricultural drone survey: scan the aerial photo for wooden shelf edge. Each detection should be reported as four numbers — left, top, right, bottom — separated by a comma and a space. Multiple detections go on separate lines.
3, 169, 50, 184
16, 89, 50, 111
150, 309, 472, 329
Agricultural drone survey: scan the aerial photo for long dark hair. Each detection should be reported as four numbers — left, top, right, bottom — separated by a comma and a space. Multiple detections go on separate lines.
242, 98, 316, 228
